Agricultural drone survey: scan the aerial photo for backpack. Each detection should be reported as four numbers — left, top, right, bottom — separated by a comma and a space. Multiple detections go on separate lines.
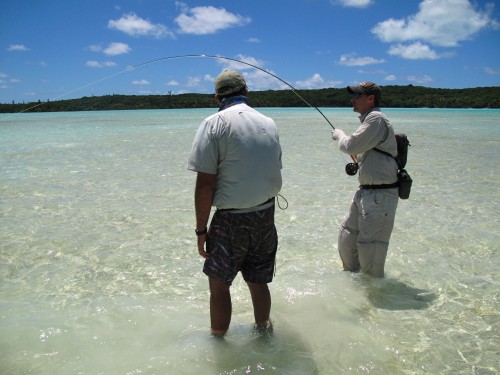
374, 133, 410, 170
394, 133, 410, 170
374, 133, 412, 199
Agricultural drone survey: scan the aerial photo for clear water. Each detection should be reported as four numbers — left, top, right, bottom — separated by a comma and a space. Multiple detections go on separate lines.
1, 108, 499, 374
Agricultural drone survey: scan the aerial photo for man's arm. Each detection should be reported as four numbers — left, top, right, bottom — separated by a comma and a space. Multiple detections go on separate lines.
195, 171, 217, 258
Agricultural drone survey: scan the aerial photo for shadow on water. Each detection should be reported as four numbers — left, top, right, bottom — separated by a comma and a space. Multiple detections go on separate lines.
361, 277, 437, 311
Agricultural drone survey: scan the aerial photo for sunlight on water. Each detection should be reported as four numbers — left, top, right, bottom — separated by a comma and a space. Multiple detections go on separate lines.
1, 108, 499, 374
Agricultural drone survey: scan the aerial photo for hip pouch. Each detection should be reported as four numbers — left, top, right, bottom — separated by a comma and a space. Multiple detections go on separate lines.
398, 169, 412, 199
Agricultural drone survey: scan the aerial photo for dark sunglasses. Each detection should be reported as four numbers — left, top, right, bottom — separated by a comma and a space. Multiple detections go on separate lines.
351, 92, 366, 98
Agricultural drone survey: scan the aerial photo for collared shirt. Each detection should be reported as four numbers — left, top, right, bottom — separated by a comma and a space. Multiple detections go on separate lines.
337, 107, 398, 185
188, 102, 282, 209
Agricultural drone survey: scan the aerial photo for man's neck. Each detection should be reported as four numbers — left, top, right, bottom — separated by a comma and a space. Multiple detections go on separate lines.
218, 95, 250, 111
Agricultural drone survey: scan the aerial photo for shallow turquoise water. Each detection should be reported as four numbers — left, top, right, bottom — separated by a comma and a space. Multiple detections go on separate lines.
1, 108, 499, 374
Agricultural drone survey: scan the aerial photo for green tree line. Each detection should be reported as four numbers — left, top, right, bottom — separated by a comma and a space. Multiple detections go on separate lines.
1, 85, 499, 113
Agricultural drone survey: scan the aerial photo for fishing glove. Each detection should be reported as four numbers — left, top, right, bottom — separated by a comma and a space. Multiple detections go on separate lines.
331, 129, 345, 141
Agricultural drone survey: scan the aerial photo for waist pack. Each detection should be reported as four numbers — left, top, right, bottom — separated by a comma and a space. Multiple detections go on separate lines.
397, 169, 412, 199
374, 134, 412, 199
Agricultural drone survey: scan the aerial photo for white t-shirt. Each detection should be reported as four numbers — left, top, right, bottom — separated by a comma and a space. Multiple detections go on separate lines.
188, 103, 282, 209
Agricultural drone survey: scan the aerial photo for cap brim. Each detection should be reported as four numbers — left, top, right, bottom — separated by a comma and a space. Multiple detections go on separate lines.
347, 86, 362, 94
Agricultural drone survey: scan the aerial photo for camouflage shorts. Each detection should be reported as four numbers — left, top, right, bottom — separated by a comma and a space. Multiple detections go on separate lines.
203, 204, 278, 285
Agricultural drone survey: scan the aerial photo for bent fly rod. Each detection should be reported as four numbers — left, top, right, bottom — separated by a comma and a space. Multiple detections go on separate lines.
131, 54, 336, 130
14, 54, 335, 132
12, 54, 357, 163
131, 55, 360, 165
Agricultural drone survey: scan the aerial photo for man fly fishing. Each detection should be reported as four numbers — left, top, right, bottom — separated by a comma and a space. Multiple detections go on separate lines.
331, 82, 399, 278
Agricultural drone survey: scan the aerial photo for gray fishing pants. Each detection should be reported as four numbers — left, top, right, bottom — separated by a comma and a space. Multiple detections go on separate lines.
338, 187, 399, 278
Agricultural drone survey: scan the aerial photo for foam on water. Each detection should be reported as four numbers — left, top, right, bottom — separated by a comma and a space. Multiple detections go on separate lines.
1, 108, 499, 374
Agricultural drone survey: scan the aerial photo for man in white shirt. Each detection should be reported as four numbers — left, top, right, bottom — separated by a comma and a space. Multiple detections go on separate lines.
188, 69, 282, 335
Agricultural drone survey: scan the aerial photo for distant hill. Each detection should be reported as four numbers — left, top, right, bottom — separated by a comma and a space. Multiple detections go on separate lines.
1, 85, 499, 113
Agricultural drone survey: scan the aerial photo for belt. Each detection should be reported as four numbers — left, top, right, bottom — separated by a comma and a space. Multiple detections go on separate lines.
217, 197, 275, 214
359, 182, 398, 189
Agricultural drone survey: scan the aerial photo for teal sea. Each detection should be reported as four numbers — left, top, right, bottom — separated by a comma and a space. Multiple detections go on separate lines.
1, 108, 499, 374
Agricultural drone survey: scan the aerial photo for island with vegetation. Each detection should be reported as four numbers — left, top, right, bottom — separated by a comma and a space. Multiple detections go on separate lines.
1, 85, 499, 113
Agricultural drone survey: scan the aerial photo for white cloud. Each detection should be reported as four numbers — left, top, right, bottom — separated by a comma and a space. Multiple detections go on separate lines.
166, 80, 179, 86
384, 75, 397, 81
338, 53, 385, 66
484, 67, 500, 75
132, 80, 150, 85
0, 72, 7, 78
331, 0, 373, 8
372, 0, 496, 47
245, 37, 260, 43
217, 54, 265, 71
86, 60, 117, 68
108, 13, 174, 38
187, 76, 201, 86
174, 3, 251, 34
295, 73, 342, 89
388, 42, 439, 60
245, 69, 289, 91
88, 44, 103, 53
103, 42, 131, 56
7, 44, 30, 51
407, 75, 434, 84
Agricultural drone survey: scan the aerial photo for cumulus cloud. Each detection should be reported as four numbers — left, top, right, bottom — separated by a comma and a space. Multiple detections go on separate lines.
174, 3, 251, 34
338, 53, 385, 66
372, 0, 496, 47
245, 37, 260, 43
88, 44, 103, 53
295, 73, 342, 89
484, 67, 500, 75
217, 54, 265, 71
108, 13, 174, 38
407, 75, 434, 84
103, 42, 131, 56
187, 76, 202, 87
388, 42, 439, 60
132, 80, 150, 85
7, 44, 30, 51
86, 60, 117, 68
331, 0, 373, 8
384, 75, 397, 81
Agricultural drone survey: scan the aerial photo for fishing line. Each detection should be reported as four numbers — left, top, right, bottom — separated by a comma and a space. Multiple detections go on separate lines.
131, 55, 358, 166
10, 54, 335, 129
131, 54, 337, 130
7, 54, 355, 164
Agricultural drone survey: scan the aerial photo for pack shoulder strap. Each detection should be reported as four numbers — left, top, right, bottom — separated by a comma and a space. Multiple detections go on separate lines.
373, 148, 394, 159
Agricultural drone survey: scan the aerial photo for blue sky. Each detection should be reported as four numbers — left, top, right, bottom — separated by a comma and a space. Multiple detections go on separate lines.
1, 0, 499, 104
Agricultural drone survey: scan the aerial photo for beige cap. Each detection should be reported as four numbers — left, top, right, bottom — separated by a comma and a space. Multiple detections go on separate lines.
215, 69, 247, 95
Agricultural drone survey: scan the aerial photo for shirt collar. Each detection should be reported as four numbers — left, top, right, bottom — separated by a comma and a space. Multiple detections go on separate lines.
359, 106, 380, 122
218, 95, 250, 111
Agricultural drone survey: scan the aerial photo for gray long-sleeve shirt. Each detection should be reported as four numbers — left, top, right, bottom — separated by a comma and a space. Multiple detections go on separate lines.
335, 108, 398, 185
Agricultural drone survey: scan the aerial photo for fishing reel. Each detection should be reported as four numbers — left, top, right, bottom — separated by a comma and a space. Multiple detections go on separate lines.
345, 162, 359, 176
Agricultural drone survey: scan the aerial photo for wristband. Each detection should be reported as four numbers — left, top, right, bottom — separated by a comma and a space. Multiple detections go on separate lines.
195, 227, 207, 236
